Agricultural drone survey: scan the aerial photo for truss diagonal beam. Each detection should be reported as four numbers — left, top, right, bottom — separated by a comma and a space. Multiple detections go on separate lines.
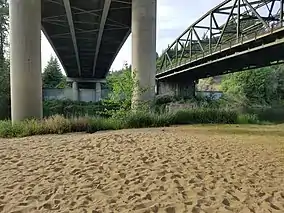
92, 0, 112, 77
281, 0, 284, 26
215, 0, 238, 49
243, 0, 269, 28
63, 0, 81, 76
268, 0, 276, 17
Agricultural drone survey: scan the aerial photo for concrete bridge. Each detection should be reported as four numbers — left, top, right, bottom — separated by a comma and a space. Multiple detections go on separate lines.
9, 0, 284, 122
10, 0, 156, 122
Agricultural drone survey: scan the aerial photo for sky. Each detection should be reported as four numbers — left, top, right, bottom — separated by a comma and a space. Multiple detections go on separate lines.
41, 0, 223, 73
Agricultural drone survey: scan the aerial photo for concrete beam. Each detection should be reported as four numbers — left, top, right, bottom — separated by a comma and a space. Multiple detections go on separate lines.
63, 0, 82, 76
92, 0, 112, 76
66, 77, 106, 83
10, 0, 42, 122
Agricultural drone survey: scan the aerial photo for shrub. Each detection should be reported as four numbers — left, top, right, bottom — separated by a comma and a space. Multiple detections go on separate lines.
70, 117, 90, 132
244, 106, 284, 124
43, 100, 120, 118
173, 108, 238, 124
86, 117, 121, 133
236, 114, 260, 124
151, 113, 175, 127
42, 115, 72, 134
122, 112, 155, 129
119, 111, 175, 129
154, 94, 177, 105
0, 121, 19, 138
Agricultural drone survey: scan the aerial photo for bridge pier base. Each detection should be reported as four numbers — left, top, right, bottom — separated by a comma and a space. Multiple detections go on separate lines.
72, 81, 79, 101
95, 82, 102, 102
131, 0, 157, 108
157, 78, 196, 99
10, 0, 42, 122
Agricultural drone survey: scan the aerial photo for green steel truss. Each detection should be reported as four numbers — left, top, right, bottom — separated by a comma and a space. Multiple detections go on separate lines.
158, 0, 284, 73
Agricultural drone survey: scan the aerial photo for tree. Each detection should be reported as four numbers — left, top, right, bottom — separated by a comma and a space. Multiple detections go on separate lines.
106, 62, 134, 109
42, 56, 65, 89
0, 0, 9, 119
56, 76, 68, 89
197, 77, 218, 91
0, 59, 10, 119
220, 65, 284, 105
0, 0, 8, 62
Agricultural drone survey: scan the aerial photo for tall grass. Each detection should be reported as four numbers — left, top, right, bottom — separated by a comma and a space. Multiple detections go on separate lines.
0, 109, 262, 138
43, 99, 120, 118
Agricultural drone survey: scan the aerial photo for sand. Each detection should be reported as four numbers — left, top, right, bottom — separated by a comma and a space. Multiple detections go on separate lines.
0, 125, 283, 213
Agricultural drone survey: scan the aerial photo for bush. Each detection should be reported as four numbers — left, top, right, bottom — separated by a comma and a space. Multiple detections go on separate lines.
173, 108, 238, 124
0, 121, 20, 138
244, 106, 284, 124
86, 117, 121, 133
70, 117, 91, 132
236, 114, 260, 124
43, 100, 120, 118
122, 112, 156, 129
154, 94, 177, 105
121, 111, 175, 129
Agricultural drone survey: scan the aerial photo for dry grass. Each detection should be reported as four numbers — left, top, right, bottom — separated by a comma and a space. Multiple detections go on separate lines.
0, 109, 262, 138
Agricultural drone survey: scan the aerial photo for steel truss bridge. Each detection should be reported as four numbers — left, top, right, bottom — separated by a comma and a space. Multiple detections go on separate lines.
156, 0, 284, 81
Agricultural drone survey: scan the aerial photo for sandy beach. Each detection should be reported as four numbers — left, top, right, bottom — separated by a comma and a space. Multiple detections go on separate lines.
0, 125, 283, 213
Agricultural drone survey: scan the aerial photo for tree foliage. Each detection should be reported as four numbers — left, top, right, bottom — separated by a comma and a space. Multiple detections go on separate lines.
0, 59, 10, 119
0, 0, 9, 119
0, 0, 8, 61
221, 65, 284, 105
42, 56, 66, 89
197, 77, 220, 91
106, 63, 134, 109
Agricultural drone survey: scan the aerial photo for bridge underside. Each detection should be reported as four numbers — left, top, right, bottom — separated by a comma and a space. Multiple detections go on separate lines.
42, 0, 131, 79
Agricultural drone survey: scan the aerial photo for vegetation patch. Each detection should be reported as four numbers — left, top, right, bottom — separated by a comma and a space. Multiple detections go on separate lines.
43, 99, 121, 118
0, 109, 265, 138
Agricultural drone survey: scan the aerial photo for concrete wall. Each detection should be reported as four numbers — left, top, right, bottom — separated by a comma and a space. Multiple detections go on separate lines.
43, 88, 109, 102
157, 79, 196, 98
43, 89, 222, 102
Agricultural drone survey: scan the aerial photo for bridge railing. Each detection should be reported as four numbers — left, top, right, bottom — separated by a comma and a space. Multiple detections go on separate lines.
157, 22, 284, 74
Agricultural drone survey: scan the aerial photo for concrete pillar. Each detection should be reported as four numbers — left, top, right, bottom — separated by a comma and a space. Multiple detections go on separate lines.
131, 0, 157, 108
95, 82, 102, 102
72, 81, 79, 101
10, 0, 42, 122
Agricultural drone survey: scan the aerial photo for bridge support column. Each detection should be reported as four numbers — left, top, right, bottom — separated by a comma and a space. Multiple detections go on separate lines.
10, 0, 42, 122
131, 0, 157, 108
95, 82, 102, 102
157, 78, 196, 99
72, 81, 79, 101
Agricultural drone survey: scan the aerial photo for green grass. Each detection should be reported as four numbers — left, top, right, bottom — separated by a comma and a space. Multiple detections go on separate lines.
0, 109, 268, 138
